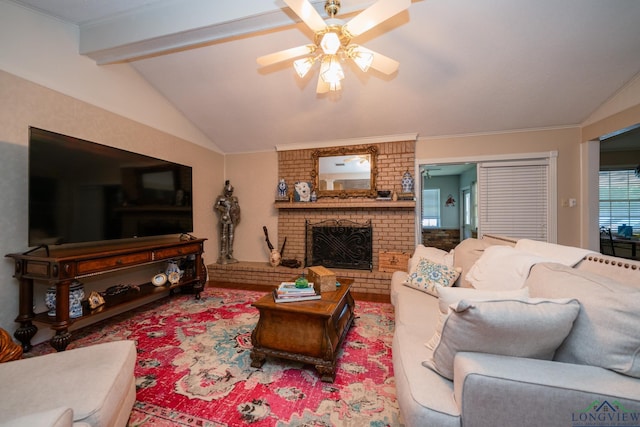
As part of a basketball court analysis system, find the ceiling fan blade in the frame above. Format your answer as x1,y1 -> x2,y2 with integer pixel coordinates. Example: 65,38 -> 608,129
284,0 -> 328,33
353,46 -> 399,74
257,45 -> 315,67
316,77 -> 331,94
344,0 -> 411,37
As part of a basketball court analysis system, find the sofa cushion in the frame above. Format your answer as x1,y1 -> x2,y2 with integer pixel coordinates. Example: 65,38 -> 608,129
425,286 -> 530,350
404,258 -> 461,296
465,245 -> 550,290
422,298 -> 580,379
527,262 -> 640,378
452,238 -> 495,287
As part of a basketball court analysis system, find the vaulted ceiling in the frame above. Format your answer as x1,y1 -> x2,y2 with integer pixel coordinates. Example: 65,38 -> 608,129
11,0 -> 640,154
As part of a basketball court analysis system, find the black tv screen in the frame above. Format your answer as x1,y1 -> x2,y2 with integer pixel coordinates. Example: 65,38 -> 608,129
28,127 -> 193,246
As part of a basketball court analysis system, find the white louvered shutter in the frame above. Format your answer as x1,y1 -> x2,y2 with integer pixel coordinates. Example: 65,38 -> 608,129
478,160 -> 550,241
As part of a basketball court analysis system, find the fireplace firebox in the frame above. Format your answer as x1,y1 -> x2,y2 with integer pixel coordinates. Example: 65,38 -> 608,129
305,219 -> 373,270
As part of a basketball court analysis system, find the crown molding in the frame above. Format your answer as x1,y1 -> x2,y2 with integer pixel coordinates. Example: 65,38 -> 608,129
275,133 -> 418,151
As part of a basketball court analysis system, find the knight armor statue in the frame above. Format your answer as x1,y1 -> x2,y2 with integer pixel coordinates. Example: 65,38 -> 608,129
214,180 -> 241,264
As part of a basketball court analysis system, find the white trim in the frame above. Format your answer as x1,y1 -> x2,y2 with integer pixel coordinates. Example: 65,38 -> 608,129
417,125 -> 578,142
548,155 -> 558,243
415,151 -> 558,166
580,140 -> 601,250
275,133 -> 418,152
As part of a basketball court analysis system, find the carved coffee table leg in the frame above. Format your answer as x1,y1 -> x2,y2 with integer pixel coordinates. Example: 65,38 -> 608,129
193,282 -> 204,300
250,349 -> 266,368
316,362 -> 336,383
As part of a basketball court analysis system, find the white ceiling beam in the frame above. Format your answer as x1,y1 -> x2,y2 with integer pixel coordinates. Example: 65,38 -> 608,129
79,0 -> 377,64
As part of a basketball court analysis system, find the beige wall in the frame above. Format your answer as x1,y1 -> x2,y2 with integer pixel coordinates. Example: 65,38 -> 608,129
416,127 -> 582,246
0,70 -> 224,338
0,2 -> 227,339
0,1 -> 218,152
223,151 -> 279,263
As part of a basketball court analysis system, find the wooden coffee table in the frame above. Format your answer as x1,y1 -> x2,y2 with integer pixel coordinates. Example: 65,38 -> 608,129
250,280 -> 355,382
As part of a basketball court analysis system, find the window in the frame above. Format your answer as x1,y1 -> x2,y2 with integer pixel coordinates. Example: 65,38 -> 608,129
599,169 -> 640,234
422,188 -> 440,227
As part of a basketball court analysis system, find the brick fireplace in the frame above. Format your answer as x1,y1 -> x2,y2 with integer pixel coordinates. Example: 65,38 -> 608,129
208,139 -> 417,295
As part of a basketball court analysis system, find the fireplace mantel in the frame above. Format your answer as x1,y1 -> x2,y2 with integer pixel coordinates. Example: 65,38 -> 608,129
274,200 -> 415,210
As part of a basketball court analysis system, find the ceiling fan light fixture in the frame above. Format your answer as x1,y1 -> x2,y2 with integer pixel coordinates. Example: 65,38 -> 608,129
348,46 -> 374,72
293,56 -> 315,78
258,0 -> 411,94
320,31 -> 342,55
320,55 -> 344,86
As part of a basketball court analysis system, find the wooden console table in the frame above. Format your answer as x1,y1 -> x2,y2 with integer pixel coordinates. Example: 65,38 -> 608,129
250,280 -> 355,382
6,236 -> 207,352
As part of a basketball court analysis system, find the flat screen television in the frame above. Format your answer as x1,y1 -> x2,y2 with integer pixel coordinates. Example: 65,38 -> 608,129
28,127 -> 193,246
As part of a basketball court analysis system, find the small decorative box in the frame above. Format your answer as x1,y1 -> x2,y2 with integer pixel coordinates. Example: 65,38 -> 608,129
308,265 -> 337,293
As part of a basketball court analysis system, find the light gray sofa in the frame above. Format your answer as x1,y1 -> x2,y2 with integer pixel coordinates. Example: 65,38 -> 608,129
0,340 -> 137,427
391,236 -> 640,427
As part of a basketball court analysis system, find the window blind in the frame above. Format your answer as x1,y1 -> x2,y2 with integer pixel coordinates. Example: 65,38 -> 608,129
599,169 -> 640,234
478,160 -> 549,241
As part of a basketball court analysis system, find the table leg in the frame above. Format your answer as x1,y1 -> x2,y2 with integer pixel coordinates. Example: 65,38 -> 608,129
50,280 -> 71,351
13,322 -> 37,353
250,349 -> 266,368
50,330 -> 72,352
316,362 -> 337,383
14,276 -> 37,352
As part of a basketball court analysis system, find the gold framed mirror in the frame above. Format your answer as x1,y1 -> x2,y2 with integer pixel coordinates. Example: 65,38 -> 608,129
311,146 -> 378,198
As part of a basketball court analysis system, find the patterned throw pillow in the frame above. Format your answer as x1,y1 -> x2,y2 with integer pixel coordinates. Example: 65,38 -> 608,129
403,257 -> 461,296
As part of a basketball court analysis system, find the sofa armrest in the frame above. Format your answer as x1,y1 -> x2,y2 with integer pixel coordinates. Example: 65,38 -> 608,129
453,352 -> 640,427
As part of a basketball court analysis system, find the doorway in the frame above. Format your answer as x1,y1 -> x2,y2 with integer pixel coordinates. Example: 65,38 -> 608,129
598,125 -> 640,260
418,163 -> 476,251
417,152 -> 558,249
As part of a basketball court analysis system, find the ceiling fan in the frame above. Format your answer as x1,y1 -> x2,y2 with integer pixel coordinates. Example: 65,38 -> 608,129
257,0 -> 411,93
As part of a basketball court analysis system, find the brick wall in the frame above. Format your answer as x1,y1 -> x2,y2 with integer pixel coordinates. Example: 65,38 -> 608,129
421,228 -> 461,252
277,206 -> 415,268
276,140 -> 416,294
277,140 -> 415,196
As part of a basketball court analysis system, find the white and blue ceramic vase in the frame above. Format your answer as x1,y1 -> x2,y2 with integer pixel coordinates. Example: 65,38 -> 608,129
277,178 -> 288,199
45,280 -> 85,318
401,171 -> 414,193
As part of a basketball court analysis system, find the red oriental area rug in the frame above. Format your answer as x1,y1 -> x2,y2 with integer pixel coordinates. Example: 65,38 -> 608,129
29,287 -> 403,426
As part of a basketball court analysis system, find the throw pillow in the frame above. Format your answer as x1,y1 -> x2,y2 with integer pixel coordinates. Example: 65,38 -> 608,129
465,245 -> 551,290
409,245 -> 454,272
403,258 -> 461,296
527,262 -> 640,378
422,298 -> 581,380
436,286 -> 530,315
425,286 -> 531,350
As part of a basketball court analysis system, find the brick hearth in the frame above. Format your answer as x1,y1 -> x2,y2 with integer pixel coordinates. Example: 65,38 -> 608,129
207,261 -> 394,295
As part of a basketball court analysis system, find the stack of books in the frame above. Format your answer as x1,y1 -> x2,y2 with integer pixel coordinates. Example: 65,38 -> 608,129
273,282 -> 321,303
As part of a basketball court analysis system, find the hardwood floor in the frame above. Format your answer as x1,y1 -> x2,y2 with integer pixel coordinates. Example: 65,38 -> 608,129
207,281 -> 391,304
